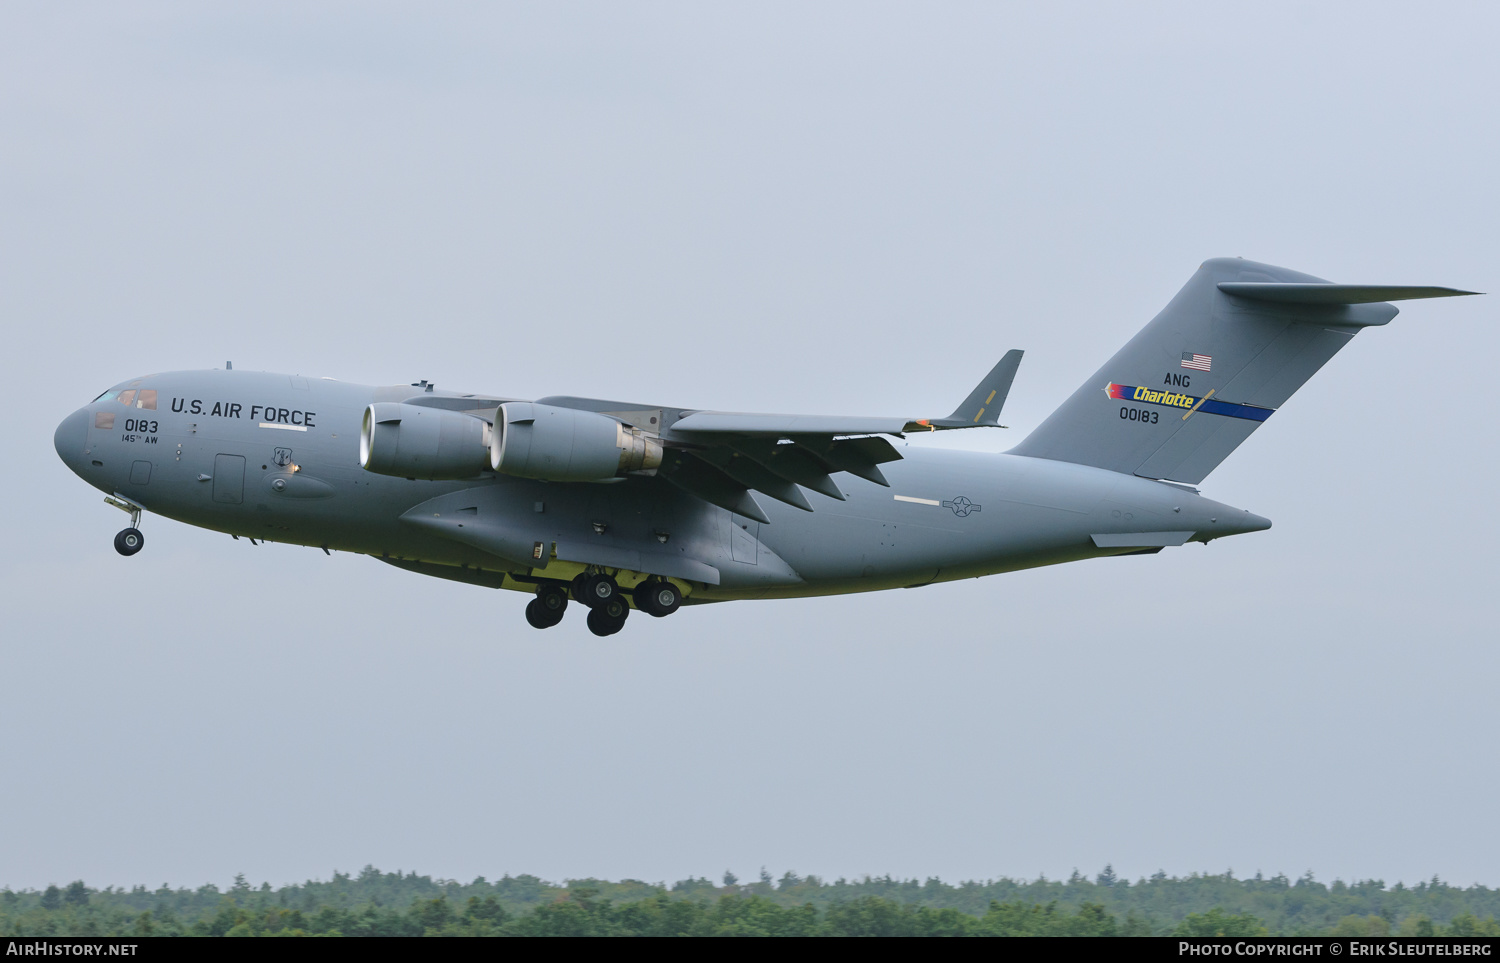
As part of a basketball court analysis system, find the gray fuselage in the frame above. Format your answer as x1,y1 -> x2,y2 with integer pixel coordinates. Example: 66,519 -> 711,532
53,368 -> 1270,604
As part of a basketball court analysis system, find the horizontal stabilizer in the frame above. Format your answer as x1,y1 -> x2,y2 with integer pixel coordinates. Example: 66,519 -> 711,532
1218,282 -> 1480,304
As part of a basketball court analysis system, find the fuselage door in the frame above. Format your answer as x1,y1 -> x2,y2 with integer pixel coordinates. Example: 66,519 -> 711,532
212,454 -> 245,504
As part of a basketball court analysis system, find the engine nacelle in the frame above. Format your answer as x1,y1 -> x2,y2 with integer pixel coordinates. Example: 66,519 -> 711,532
491,402 -> 663,482
360,403 -> 492,480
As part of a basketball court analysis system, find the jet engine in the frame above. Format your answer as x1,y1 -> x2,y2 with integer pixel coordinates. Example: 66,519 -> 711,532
360,403 -> 492,480
491,402 -> 662,482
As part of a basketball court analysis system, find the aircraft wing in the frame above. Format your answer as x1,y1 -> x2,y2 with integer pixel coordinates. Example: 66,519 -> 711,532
668,412 -> 911,435
536,350 -> 1022,524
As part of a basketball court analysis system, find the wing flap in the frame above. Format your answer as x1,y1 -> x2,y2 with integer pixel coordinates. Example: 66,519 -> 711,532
724,439 -> 846,501
658,452 -> 772,524
689,448 -> 815,512
790,435 -> 899,487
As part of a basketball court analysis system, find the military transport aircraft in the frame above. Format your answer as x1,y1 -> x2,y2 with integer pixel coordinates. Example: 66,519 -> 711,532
54,258 -> 1475,636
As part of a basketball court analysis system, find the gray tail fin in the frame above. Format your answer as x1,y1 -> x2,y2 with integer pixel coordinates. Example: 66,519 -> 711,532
1009,258 -> 1477,484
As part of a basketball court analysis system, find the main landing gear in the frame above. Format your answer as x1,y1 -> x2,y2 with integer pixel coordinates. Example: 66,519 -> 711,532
104,495 -> 146,557
524,583 -> 569,630
632,579 -> 681,618
585,597 -> 629,637
522,573 -> 683,636
574,572 -> 627,637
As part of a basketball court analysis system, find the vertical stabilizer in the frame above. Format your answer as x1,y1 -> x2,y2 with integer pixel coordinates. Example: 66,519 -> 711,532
1009,258 -> 1475,484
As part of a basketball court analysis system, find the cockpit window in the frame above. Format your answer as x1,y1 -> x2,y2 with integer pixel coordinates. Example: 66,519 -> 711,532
92,385 -> 156,408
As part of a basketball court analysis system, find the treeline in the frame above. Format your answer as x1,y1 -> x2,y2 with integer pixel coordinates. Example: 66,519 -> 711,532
4,867 -> 1499,937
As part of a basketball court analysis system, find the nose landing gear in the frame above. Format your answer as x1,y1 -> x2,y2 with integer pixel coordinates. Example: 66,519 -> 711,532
114,528 -> 145,556
104,495 -> 146,557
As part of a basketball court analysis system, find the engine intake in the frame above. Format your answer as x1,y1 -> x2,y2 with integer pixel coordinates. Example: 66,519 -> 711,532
360,403 -> 492,480
491,403 -> 662,482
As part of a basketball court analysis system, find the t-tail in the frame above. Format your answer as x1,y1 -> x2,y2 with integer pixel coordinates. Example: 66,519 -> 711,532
1008,257 -> 1477,484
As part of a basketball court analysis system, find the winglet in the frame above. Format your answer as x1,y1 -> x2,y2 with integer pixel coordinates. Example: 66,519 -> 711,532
908,349 -> 1024,431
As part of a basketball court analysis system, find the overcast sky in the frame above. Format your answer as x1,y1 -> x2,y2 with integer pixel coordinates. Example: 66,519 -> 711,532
3,1 -> 1496,893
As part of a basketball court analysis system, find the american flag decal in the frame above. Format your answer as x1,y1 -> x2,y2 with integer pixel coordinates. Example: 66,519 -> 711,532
1181,352 -> 1212,372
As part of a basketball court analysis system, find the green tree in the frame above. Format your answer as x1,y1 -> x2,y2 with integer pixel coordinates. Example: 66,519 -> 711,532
310,906 -> 351,935
412,896 -> 455,933
613,892 -> 704,936
1060,903 -> 1119,937
1446,913 -> 1500,937
1400,916 -> 1436,937
823,896 -> 915,937
910,906 -> 980,937
1330,915 -> 1390,937
204,900 -> 246,937
505,889 -> 618,937
1173,908 -> 1267,937
978,900 -> 1059,936
8,864 -> 1500,938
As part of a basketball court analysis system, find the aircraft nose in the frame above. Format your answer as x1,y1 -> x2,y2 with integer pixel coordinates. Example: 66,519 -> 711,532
54,407 -> 90,475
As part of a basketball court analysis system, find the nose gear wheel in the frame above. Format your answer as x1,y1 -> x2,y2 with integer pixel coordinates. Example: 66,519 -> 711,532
114,528 -> 144,556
